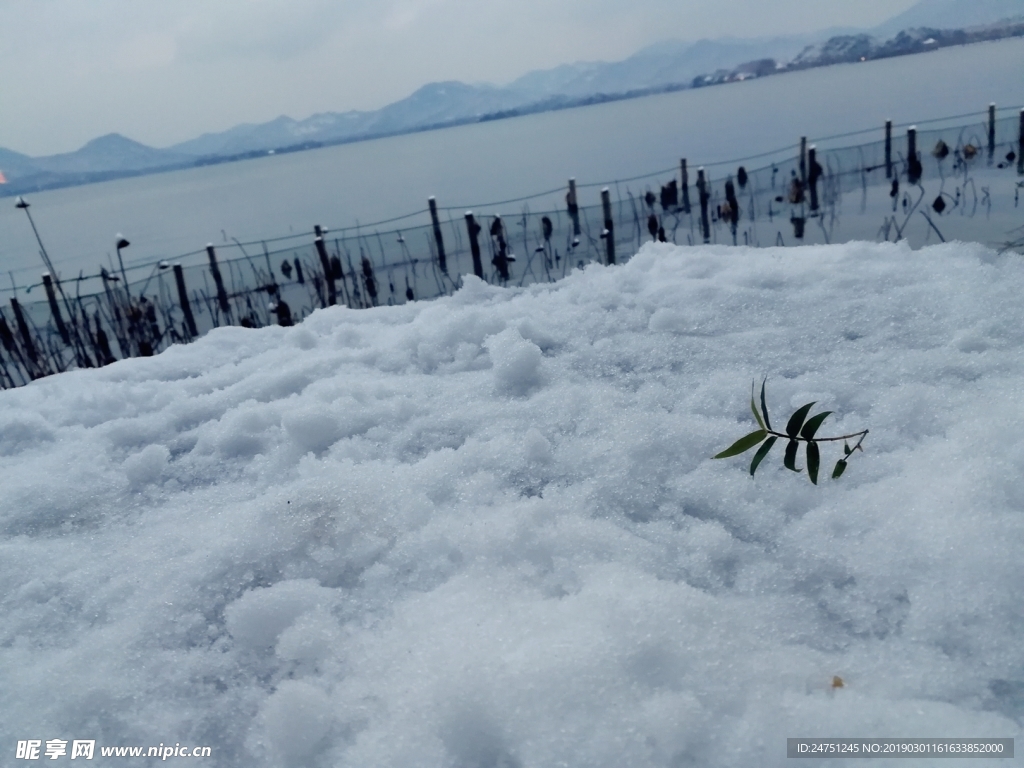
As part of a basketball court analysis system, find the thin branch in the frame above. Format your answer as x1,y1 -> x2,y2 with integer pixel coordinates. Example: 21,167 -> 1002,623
764,428 -> 869,444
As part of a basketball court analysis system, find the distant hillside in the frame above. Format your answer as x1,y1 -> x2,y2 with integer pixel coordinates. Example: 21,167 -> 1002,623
32,134 -> 193,175
0,135 -> 199,197
3,2 -> 1024,198
503,34 -> 828,101
170,114 -> 376,158
688,12 -> 1024,88
873,0 -> 1024,37
0,148 -> 38,179
783,19 -> 1024,71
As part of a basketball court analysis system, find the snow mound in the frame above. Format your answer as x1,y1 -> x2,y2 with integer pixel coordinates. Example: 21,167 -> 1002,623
2,241 -> 1023,767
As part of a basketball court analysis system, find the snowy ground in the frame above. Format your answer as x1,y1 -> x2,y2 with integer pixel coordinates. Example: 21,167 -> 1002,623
1,240 -> 1023,767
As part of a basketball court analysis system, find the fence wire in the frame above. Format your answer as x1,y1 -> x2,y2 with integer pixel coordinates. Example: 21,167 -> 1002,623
2,110 -> 1022,389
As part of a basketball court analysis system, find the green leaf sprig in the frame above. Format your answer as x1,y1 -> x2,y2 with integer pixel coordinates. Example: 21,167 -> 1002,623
713,379 -> 868,483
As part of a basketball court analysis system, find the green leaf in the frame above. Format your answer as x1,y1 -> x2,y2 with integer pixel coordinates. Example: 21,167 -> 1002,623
750,436 -> 778,476
786,402 -> 816,438
832,459 -> 848,479
760,379 -> 772,432
807,442 -> 820,484
750,382 -> 766,431
800,411 -> 833,441
844,441 -> 852,456
784,439 -> 801,472
713,430 -> 767,459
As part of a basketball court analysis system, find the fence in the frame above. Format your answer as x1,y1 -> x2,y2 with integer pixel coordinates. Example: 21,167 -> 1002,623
2,104 -> 1023,389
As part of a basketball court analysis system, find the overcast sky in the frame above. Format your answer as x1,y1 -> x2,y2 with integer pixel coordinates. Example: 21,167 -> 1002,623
1,0 -> 919,157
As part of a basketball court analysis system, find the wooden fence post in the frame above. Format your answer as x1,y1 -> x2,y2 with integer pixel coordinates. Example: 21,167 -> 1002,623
601,188 -> 615,265
173,264 -> 198,339
43,271 -> 90,367
1018,108 -> 1024,175
205,244 -> 231,317
490,215 -> 511,281
988,102 -> 996,164
42,273 -> 70,346
0,315 -> 22,378
314,236 -> 337,306
696,168 -> 711,244
10,298 -> 38,367
680,159 -> 691,213
885,119 -> 893,179
800,136 -> 808,188
907,126 -> 921,184
567,179 -> 581,236
807,145 -> 820,212
100,269 -> 130,358
465,212 -> 483,278
428,197 -> 448,273
90,312 -> 115,365
332,238 -> 352,308
724,177 -> 739,244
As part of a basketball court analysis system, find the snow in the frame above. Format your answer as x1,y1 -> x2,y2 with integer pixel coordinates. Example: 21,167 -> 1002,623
2,240 -> 1024,766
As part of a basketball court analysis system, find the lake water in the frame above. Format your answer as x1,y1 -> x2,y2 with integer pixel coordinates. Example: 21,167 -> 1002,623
2,36 -> 1023,289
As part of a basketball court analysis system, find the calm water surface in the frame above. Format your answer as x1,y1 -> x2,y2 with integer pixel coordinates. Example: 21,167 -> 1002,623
1,37 -> 1022,286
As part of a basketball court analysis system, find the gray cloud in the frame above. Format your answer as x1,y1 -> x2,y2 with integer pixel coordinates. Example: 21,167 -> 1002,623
173,0 -> 369,61
0,0 -> 918,155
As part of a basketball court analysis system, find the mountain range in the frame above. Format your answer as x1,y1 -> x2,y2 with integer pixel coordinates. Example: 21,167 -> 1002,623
2,0 -> 1023,196
872,0 -> 1024,36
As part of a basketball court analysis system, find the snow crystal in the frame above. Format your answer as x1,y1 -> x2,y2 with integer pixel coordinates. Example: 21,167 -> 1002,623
485,326 -> 544,396
123,444 -> 170,489
1,240 -> 1023,767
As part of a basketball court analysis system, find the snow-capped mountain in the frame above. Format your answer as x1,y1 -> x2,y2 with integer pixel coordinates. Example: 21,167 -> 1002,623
2,0 -> 1023,196
872,0 -> 1024,38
